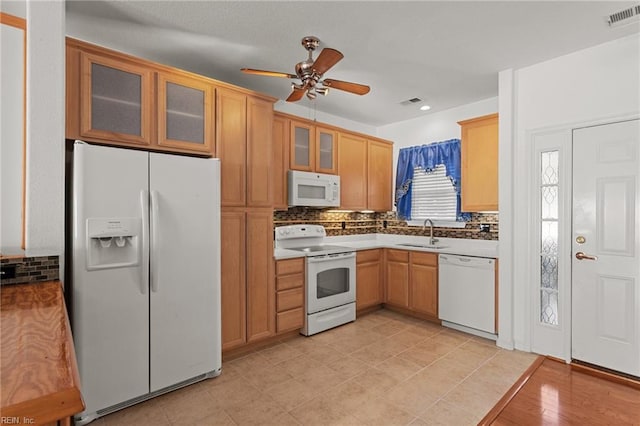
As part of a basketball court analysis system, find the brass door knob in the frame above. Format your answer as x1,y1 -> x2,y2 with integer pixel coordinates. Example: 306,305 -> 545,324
575,252 -> 597,261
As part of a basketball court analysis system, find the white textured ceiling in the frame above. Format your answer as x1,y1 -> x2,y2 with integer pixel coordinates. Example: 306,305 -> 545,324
65,1 -> 640,127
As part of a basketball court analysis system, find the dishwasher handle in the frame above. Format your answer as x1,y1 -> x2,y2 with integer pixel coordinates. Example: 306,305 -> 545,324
439,254 -> 495,269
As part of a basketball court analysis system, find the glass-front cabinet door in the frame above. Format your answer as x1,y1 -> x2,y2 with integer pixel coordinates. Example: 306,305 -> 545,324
315,126 -> 337,174
157,72 -> 215,155
290,120 -> 315,171
80,52 -> 153,145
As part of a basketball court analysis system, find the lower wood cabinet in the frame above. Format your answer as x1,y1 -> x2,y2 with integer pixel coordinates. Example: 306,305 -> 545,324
409,252 -> 438,318
385,249 -> 410,307
384,249 -> 439,320
356,249 -> 383,311
221,208 -> 274,352
275,258 -> 305,333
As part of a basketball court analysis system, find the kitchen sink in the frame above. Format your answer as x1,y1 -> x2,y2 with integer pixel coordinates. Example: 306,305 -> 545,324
397,243 -> 448,250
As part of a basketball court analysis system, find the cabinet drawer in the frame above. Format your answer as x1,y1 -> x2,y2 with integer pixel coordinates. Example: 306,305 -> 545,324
276,258 -> 304,275
276,273 -> 304,291
277,308 -> 304,333
411,251 -> 438,267
357,249 -> 381,264
386,249 -> 409,262
277,287 -> 303,312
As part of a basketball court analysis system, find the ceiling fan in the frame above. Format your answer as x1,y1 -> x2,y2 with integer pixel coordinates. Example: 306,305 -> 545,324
241,36 -> 370,102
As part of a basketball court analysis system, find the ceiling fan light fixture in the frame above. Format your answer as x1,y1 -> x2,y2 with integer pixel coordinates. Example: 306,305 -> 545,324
242,35 -> 369,103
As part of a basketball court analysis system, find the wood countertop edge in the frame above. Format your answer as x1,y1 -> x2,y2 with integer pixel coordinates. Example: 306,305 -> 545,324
0,280 -> 85,423
1,387 -> 84,425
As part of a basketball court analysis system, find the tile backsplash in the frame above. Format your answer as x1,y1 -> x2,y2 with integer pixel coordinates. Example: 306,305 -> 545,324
0,255 -> 60,285
274,208 -> 498,240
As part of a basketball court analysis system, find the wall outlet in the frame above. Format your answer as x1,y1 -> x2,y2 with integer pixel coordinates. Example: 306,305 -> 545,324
479,223 -> 490,233
1,264 -> 17,279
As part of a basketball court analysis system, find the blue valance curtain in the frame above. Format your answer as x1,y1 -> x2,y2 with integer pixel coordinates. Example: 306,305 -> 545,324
394,138 -> 470,221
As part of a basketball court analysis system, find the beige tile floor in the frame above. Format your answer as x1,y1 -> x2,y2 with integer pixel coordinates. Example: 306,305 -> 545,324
95,309 -> 537,426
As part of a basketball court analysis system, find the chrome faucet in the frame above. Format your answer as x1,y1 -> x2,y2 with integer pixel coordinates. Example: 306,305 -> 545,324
423,219 -> 438,246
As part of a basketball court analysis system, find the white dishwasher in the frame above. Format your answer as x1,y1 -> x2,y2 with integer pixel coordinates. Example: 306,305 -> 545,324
438,254 -> 496,337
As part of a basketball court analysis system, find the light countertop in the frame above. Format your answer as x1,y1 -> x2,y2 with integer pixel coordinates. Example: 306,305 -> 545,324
274,233 -> 498,260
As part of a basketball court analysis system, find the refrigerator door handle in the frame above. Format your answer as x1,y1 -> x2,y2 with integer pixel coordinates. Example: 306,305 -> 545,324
140,189 -> 150,295
150,190 -> 160,293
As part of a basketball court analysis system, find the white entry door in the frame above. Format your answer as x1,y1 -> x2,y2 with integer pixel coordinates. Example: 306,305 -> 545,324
572,119 -> 640,377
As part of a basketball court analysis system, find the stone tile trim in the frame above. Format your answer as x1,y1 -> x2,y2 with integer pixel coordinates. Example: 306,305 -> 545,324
0,255 -> 59,285
274,208 -> 498,240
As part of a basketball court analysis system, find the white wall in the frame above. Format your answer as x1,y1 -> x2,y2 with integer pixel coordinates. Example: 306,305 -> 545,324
378,97 -> 498,149
24,0 -> 65,255
1,21 -> 25,252
506,33 -> 640,353
0,0 -> 26,18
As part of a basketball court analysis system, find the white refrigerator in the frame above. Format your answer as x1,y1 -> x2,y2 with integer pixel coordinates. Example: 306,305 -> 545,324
71,141 -> 221,425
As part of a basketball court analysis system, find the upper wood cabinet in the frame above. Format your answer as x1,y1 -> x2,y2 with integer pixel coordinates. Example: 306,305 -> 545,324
459,113 -> 499,211
273,112 -> 393,212
77,51 -> 154,146
66,38 -> 276,158
338,133 -> 393,211
338,132 -> 368,210
216,88 -> 274,208
246,97 -> 274,207
157,71 -> 215,154
272,114 -> 290,210
290,120 -> 337,174
315,126 -> 337,174
216,88 -> 247,206
367,139 -> 393,212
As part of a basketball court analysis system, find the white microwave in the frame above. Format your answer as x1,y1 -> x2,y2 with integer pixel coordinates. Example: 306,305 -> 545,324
288,170 -> 340,207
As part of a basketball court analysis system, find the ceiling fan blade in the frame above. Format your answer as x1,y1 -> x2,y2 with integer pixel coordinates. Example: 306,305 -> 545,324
312,48 -> 344,75
241,68 -> 297,79
322,79 -> 370,95
286,86 -> 306,102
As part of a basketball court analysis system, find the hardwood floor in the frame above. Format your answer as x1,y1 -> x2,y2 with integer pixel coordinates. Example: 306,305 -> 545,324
481,357 -> 640,425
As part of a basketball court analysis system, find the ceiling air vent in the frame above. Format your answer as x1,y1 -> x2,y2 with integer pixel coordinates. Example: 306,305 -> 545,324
400,97 -> 422,106
607,4 -> 640,27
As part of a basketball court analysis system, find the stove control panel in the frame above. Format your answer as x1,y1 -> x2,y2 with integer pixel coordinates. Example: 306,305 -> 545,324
275,224 -> 326,240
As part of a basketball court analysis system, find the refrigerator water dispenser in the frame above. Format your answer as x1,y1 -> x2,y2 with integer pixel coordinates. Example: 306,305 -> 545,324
86,217 -> 141,270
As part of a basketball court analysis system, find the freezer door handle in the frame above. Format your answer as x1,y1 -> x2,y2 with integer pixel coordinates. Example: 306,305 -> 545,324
150,190 -> 160,293
140,190 -> 149,294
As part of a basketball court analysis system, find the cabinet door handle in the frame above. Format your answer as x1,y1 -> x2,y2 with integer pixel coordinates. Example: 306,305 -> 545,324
575,252 -> 597,261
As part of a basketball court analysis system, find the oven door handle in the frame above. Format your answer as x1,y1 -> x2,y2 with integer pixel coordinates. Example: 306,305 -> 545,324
307,252 -> 356,263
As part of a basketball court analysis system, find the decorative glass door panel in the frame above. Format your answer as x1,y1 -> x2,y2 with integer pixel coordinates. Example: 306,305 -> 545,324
315,127 -> 337,174
539,150 -> 559,326
80,53 -> 152,145
290,120 -> 314,171
157,72 -> 214,155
